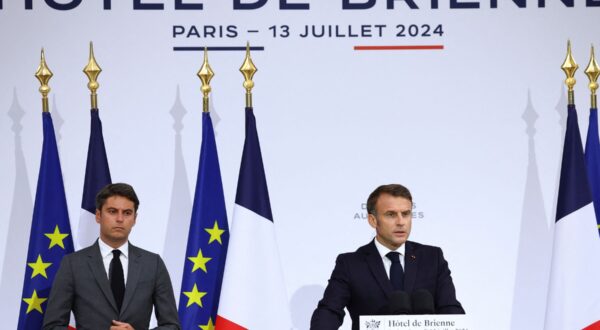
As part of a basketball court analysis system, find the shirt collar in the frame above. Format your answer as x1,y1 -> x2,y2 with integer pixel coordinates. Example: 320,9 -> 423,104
373,237 -> 405,259
98,238 -> 129,259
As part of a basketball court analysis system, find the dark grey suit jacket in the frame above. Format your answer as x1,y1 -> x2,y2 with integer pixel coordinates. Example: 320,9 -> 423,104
311,240 -> 464,330
43,241 -> 180,330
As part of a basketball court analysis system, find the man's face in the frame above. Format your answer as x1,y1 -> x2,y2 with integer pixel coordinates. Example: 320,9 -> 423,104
368,193 -> 412,250
96,196 -> 136,248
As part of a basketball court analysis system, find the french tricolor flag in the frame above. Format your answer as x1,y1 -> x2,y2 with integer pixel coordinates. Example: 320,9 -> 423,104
216,107 -> 291,330
545,104 -> 600,330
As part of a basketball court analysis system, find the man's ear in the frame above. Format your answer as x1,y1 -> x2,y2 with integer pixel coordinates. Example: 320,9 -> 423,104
367,213 -> 377,229
95,209 -> 101,224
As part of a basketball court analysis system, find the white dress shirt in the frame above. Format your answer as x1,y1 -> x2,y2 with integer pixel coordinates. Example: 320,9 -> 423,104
373,237 -> 405,279
98,238 -> 129,285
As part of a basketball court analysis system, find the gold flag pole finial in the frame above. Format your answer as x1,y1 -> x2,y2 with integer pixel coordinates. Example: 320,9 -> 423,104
83,41 -> 102,109
198,47 -> 214,113
585,44 -> 600,109
240,42 -> 257,108
562,40 -> 579,106
35,48 -> 53,113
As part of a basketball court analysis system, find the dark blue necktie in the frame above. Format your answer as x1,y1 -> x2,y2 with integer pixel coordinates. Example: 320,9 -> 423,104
386,251 -> 404,290
110,249 -> 125,311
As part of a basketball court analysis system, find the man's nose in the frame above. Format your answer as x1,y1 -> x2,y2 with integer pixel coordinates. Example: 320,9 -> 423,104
116,212 -> 124,221
396,216 -> 405,225
396,215 -> 408,225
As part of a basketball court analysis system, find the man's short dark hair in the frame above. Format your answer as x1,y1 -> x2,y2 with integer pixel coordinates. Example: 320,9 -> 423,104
366,184 -> 412,215
96,183 -> 140,212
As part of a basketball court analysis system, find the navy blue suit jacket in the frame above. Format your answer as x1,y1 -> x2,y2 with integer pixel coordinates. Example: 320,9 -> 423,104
310,240 -> 464,330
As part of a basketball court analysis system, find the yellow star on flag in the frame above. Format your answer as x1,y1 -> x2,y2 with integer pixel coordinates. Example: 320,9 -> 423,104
188,249 -> 212,273
28,254 -> 52,279
205,220 -> 225,244
183,284 -> 207,308
44,225 -> 69,249
23,290 -> 47,314
199,317 -> 215,330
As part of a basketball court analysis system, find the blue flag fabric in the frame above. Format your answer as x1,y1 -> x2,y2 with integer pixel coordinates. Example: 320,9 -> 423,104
81,109 -> 111,213
235,107 -> 273,222
556,105 -> 593,221
17,112 -> 74,330
178,112 -> 229,329
77,109 -> 112,249
585,107 -> 600,235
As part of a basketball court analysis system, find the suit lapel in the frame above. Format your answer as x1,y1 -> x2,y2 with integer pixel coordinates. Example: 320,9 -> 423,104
87,241 -> 119,313
403,241 -> 418,292
364,240 -> 394,298
120,244 -> 142,315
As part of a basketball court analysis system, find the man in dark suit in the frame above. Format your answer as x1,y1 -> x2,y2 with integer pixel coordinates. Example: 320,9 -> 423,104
43,183 -> 180,330
311,184 -> 464,330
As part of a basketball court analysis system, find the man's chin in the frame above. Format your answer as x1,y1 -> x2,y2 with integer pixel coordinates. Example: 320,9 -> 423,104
392,238 -> 407,246
107,234 -> 127,241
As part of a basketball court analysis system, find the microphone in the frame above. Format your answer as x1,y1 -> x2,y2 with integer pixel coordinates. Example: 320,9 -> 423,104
411,289 -> 435,314
383,291 -> 412,315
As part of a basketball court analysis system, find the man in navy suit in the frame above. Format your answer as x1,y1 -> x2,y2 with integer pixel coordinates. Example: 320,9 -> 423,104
311,184 -> 464,330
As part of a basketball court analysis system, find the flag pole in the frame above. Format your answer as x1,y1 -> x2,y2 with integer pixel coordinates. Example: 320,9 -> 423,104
198,47 -> 214,113
83,41 -> 102,109
240,42 -> 257,108
562,40 -> 579,106
585,45 -> 599,109
35,49 -> 53,113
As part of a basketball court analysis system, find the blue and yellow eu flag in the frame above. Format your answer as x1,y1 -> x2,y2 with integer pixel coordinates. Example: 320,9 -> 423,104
178,111 -> 229,329
17,112 -> 74,329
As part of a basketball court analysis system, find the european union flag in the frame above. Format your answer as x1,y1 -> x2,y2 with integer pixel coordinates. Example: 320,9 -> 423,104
17,112 -> 74,330
178,112 -> 229,330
